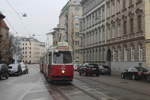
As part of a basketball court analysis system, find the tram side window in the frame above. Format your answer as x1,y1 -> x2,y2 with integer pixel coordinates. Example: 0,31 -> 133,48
49,53 -> 52,65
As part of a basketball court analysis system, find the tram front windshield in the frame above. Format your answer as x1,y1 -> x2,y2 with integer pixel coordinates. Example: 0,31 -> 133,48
53,51 -> 72,64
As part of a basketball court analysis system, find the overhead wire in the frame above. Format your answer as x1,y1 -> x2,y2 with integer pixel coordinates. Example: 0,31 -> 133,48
4,0 -> 32,35
5,0 -> 22,20
5,18 -> 18,34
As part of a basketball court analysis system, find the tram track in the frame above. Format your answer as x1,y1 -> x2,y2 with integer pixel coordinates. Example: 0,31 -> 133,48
48,84 -> 70,100
48,83 -> 101,100
71,84 -> 100,100
74,76 -> 150,100
46,81 -> 110,100
72,80 -> 117,100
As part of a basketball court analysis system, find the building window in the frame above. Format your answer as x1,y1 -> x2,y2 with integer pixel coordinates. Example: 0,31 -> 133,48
106,2 -> 110,17
130,46 -> 135,61
118,48 -> 121,61
123,0 -> 126,9
129,0 -> 133,6
123,20 -> 127,34
130,18 -> 134,33
137,15 -> 142,32
124,47 -> 128,61
112,49 -> 116,62
117,0 -> 120,12
75,32 -> 79,37
138,44 -> 143,61
112,23 -> 115,38
117,21 -> 121,37
136,0 -> 142,4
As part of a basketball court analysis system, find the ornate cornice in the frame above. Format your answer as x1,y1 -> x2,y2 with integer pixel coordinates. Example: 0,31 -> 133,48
145,39 -> 150,43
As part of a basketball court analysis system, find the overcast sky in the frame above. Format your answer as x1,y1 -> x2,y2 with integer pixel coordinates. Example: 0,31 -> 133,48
0,0 -> 69,42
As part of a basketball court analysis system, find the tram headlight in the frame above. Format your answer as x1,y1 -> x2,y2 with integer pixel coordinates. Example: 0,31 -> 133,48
62,70 -> 65,74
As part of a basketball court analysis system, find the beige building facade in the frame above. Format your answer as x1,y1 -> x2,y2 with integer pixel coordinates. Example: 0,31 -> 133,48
80,0 -> 150,72
20,38 -> 46,64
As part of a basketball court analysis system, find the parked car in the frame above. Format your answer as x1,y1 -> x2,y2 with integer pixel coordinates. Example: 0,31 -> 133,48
99,65 -> 111,75
121,66 -> 150,80
78,64 -> 100,76
8,63 -> 22,76
76,64 -> 83,72
73,64 -> 79,71
20,62 -> 28,74
0,64 -> 9,79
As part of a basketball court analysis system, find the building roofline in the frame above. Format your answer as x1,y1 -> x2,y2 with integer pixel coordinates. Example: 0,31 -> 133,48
59,1 -> 70,17
59,0 -> 81,17
0,12 -> 5,19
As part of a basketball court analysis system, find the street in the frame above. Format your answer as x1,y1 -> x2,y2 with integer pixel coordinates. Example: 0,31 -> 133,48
1,64 -> 150,100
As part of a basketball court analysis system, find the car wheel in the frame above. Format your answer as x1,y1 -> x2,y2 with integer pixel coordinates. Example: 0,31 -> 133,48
121,73 -> 125,79
108,72 -> 111,76
85,72 -> 88,76
96,74 -> 100,77
79,72 -> 81,76
26,71 -> 28,74
5,73 -> 9,79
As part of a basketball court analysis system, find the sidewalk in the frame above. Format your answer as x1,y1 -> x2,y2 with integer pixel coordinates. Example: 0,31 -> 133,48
111,71 -> 121,77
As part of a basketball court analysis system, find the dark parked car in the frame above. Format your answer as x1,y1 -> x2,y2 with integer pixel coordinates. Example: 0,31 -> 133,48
0,64 -> 9,79
78,64 -> 100,76
76,64 -> 83,72
121,66 -> 150,80
99,65 -> 111,75
73,64 -> 80,71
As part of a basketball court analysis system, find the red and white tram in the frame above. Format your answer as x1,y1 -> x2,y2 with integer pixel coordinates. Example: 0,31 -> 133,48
40,42 -> 74,82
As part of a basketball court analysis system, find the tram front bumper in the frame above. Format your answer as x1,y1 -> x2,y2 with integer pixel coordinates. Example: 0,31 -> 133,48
50,75 -> 73,81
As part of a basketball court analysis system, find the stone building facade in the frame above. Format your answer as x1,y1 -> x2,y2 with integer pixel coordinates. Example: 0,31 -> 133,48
0,12 -> 12,64
80,0 -> 150,72
54,0 -> 82,63
20,38 -> 46,64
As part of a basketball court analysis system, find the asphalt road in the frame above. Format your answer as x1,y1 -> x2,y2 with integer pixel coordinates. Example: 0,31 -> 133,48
0,64 -> 150,100
0,64 -> 53,100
